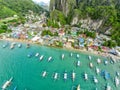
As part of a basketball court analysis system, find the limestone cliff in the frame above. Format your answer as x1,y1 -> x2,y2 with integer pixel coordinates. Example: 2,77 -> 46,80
50,0 -> 76,16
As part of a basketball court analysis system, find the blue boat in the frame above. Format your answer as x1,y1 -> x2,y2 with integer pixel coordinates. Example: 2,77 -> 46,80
14,86 -> 17,90
27,52 -> 33,58
101,70 -> 110,80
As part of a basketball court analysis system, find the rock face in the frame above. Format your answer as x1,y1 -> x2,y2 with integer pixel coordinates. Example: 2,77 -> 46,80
50,0 -> 76,16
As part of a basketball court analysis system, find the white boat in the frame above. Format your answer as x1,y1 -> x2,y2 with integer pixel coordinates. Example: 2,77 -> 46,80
77,84 -> 80,90
70,53 -> 73,57
54,73 -> 58,80
63,71 -> 67,80
2,77 -> 13,90
42,71 -> 47,77
10,44 -> 14,49
93,76 -> 98,84
72,70 -> 76,82
89,62 -> 93,68
96,67 -> 100,74
115,76 -> 119,87
18,44 -> 22,48
84,72 -> 88,80
104,60 -> 108,65
77,54 -> 79,58
97,58 -> 101,64
35,53 -> 39,57
48,56 -> 52,62
40,55 -> 44,61
62,54 -> 64,60
106,83 -> 111,90
88,55 -> 91,60
77,61 -> 81,67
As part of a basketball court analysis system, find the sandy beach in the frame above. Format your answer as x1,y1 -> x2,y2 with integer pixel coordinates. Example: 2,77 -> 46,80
0,38 -> 120,60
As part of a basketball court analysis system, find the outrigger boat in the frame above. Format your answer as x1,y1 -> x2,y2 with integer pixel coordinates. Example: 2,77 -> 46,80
63,71 -> 67,80
54,72 -> 58,80
104,60 -> 108,65
114,76 -> 119,87
76,54 -> 79,58
72,70 -> 76,82
89,62 -> 93,68
40,55 -> 44,61
35,53 -> 39,57
2,42 -> 8,48
105,83 -> 111,90
13,86 -> 17,90
2,77 -> 13,90
18,44 -> 22,48
84,72 -> 88,80
93,76 -> 98,84
97,58 -> 101,64
116,72 -> 120,77
77,60 -> 81,67
77,84 -> 80,90
26,43 -> 30,48
42,71 -> 47,78
96,67 -> 100,75
10,44 -> 14,49
88,55 -> 91,60
62,54 -> 64,60
70,53 -> 73,57
48,56 -> 52,62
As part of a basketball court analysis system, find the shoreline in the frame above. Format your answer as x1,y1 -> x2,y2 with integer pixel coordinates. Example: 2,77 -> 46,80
0,38 -> 120,60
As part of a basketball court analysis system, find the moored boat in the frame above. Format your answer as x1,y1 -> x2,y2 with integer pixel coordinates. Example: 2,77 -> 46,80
2,77 -> 13,90
88,55 -> 91,60
72,70 -> 76,82
26,43 -> 30,48
89,62 -> 93,68
84,72 -> 88,80
54,72 -> 58,80
63,71 -> 67,80
70,53 -> 73,57
76,54 -> 79,58
42,71 -> 47,78
13,86 -> 17,90
93,76 -> 98,84
35,53 -> 39,57
77,84 -> 80,90
62,54 -> 64,60
48,56 -> 52,62
104,60 -> 108,65
40,55 -> 44,61
105,83 -> 111,90
115,76 -> 119,87
18,44 -> 22,48
77,60 -> 81,67
96,67 -> 100,75
97,58 -> 101,64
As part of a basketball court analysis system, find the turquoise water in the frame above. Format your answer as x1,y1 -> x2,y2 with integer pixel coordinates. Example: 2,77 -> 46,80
0,40 -> 120,90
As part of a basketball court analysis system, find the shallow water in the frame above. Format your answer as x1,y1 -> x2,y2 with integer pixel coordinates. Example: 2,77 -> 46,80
0,40 -> 120,90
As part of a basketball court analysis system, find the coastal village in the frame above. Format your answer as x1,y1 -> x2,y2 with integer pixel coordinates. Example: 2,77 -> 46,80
0,12 -> 119,60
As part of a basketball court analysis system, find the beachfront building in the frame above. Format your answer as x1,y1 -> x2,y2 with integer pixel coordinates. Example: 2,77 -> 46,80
79,37 -> 85,48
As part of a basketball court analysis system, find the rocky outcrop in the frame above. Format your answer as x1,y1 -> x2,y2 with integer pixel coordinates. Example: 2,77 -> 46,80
50,0 -> 76,16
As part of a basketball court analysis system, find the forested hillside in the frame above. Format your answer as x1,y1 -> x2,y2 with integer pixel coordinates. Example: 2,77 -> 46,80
0,0 -> 45,18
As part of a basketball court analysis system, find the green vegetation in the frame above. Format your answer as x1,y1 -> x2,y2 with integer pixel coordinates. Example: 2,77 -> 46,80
41,30 -> 53,36
77,30 -> 96,39
0,24 -> 12,34
103,40 -> 117,48
47,10 -> 66,27
0,0 -> 45,18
